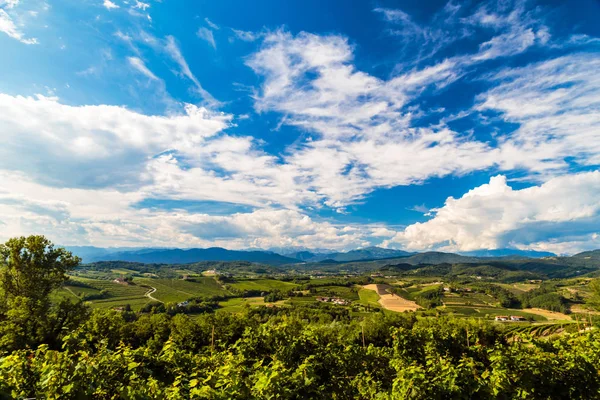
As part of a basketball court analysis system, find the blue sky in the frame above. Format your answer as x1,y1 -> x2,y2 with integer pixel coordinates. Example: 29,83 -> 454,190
1,0 -> 600,254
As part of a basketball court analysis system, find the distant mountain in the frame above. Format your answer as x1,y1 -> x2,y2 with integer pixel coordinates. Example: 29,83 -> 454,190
460,249 -> 556,258
89,247 -> 300,266
305,246 -> 413,262
400,252 -> 480,265
64,246 -> 163,263
286,251 -> 320,261
327,247 -> 413,262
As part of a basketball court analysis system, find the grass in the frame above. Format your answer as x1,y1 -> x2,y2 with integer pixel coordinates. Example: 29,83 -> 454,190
91,297 -> 152,310
136,277 -> 229,303
54,276 -> 230,310
110,268 -> 139,275
312,285 -> 359,300
287,296 -> 317,304
228,279 -> 298,292
357,288 -> 381,307
218,296 -> 287,313
442,293 -> 490,307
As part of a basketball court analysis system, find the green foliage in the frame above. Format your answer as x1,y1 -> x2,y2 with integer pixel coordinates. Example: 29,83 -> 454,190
588,279 -> 600,311
0,236 -> 85,352
520,283 -> 570,313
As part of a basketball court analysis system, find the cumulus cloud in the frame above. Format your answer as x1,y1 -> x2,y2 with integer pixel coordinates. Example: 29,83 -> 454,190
0,171 -> 377,249
102,0 -> 119,10
387,172 -> 600,253
133,1 -> 149,11
0,93 -> 231,188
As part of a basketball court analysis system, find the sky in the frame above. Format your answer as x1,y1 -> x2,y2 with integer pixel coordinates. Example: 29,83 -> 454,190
1,0 -> 599,254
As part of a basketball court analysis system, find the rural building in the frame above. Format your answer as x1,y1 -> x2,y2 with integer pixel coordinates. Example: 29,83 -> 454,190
316,296 -> 350,306
113,277 -> 128,285
495,316 -> 509,321
510,316 -> 527,321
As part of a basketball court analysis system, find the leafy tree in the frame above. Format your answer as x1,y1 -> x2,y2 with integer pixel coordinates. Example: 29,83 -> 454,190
0,235 -> 83,351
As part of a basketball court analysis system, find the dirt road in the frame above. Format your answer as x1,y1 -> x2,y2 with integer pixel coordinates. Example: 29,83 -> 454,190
144,286 -> 163,303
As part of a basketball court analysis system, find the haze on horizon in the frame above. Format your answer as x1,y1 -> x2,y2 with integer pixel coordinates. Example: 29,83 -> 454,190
1,0 -> 599,255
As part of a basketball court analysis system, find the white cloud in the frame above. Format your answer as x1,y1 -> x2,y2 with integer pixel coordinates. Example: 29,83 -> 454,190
0,170 -> 377,249
103,0 -> 119,10
478,53 -> 600,175
1,0 -> 19,9
133,0 -> 149,10
127,56 -> 158,80
204,17 -> 219,30
247,31 -> 494,207
0,9 -> 37,44
163,35 -> 217,104
375,0 -> 551,65
197,27 -> 216,49
0,93 -> 231,188
387,172 -> 600,253
231,28 -> 261,42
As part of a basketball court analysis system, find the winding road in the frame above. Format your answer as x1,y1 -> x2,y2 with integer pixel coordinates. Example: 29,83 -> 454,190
144,286 -> 163,303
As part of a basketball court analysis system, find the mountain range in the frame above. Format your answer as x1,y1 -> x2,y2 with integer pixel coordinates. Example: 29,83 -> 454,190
65,245 -> 569,266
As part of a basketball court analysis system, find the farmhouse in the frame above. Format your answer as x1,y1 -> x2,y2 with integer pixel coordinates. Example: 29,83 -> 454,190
510,315 -> 527,321
316,296 -> 350,306
113,277 -> 128,285
495,316 -> 509,321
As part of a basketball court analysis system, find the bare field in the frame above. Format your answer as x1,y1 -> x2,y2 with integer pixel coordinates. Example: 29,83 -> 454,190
522,308 -> 572,321
363,284 -> 421,312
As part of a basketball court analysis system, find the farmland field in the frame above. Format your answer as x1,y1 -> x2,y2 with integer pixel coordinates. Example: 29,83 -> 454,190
312,285 -> 360,300
218,296 -> 287,312
228,279 -> 298,292
357,288 -> 381,307
135,277 -> 229,303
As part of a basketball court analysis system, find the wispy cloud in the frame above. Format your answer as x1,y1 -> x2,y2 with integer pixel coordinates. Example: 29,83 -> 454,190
163,35 -> 217,104
477,52 -> 600,175
197,27 -> 216,49
230,28 -> 261,42
204,17 -> 219,30
0,9 -> 37,44
127,56 -> 158,80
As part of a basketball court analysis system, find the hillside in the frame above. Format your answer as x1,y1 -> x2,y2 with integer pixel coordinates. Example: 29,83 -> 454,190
572,249 -> 600,261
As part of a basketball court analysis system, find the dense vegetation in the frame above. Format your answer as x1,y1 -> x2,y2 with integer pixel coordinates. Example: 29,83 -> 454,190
2,236 -> 600,399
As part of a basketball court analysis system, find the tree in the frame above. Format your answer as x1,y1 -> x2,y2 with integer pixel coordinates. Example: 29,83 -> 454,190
0,236 -> 80,301
0,235 -> 82,351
